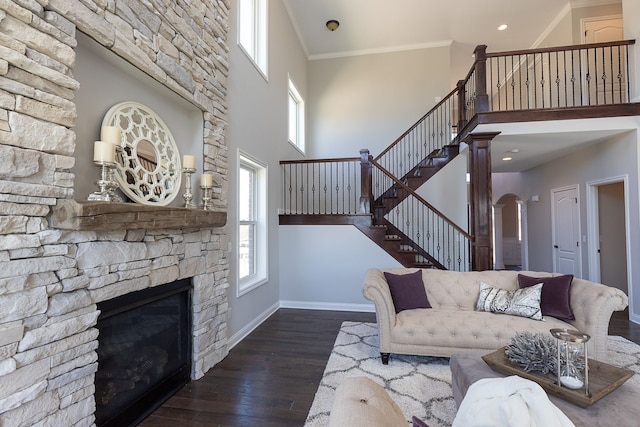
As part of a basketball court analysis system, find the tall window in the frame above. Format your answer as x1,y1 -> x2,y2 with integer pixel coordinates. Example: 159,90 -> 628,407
288,77 -> 305,153
238,152 -> 267,295
238,0 -> 268,76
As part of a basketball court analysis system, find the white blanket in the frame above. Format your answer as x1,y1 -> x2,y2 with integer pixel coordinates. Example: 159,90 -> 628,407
452,376 -> 575,427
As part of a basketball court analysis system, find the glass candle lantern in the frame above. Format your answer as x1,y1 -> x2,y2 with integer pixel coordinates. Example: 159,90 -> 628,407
550,328 -> 590,395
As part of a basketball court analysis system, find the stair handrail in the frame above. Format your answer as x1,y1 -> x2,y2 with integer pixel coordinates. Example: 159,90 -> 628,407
369,156 -> 473,241
374,86 -> 459,161
486,39 -> 635,58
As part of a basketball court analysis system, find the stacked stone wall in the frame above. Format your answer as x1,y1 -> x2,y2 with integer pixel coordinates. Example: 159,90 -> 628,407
0,0 -> 230,425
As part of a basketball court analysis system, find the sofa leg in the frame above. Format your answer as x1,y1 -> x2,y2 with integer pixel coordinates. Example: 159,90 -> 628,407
381,353 -> 390,365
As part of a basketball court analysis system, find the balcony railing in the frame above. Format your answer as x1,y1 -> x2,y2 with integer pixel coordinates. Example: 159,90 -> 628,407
280,157 -> 362,215
485,40 -> 635,111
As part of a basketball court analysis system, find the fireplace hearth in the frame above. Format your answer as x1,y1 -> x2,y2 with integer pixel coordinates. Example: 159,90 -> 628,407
95,279 -> 192,427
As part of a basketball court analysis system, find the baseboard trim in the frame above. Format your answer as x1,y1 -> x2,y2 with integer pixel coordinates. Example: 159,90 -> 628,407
630,311 -> 640,326
279,300 -> 375,312
227,301 -> 280,350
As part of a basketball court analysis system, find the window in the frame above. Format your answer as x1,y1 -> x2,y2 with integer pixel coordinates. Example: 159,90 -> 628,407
288,77 -> 305,153
238,0 -> 268,76
238,152 -> 267,295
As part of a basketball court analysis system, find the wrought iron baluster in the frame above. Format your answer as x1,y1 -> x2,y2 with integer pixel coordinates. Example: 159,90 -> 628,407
625,45 -> 631,102
555,51 -> 560,108
586,48 -> 592,105
563,50 -> 568,107
510,54 -> 516,111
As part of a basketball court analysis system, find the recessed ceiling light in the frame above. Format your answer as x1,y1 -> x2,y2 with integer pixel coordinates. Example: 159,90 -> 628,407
498,24 -> 508,31
502,157 -> 512,161
509,148 -> 519,153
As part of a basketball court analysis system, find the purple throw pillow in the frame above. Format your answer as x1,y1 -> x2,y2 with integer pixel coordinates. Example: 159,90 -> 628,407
384,270 -> 431,313
412,416 -> 429,427
518,274 -> 575,320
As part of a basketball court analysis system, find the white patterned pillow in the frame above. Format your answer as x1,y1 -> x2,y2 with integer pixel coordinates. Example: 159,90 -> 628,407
476,282 -> 543,320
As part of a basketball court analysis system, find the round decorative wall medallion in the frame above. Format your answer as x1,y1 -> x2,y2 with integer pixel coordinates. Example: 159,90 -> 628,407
102,102 -> 182,206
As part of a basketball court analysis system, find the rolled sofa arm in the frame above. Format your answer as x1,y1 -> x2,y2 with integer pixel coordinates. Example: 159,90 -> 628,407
568,278 -> 628,361
362,268 -> 398,354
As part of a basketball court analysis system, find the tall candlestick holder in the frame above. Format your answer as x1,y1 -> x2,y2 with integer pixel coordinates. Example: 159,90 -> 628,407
88,160 -> 122,202
201,185 -> 212,210
182,167 -> 196,208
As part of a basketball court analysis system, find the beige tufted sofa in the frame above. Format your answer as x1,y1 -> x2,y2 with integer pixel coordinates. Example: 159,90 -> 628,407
362,268 -> 628,363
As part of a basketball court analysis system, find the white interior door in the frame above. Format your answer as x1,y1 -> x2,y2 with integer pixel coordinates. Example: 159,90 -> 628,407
582,16 -> 626,103
552,186 -> 581,277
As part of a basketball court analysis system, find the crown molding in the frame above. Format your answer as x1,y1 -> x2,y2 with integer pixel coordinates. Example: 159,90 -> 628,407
309,40 -> 453,61
282,0 -> 310,59
570,0 -> 622,8
531,3 -> 573,48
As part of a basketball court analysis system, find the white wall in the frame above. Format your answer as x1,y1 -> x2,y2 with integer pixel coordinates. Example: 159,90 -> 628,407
416,151 -> 469,231
307,46 -> 452,159
520,127 -> 640,323
226,0 -> 309,343
279,225 -> 401,309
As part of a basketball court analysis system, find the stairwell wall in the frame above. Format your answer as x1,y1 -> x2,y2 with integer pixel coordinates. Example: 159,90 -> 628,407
277,45 -> 454,309
306,45 -> 452,159
278,225 -> 401,310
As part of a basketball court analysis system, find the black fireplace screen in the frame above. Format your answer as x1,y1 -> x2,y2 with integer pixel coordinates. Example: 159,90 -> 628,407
95,279 -> 192,427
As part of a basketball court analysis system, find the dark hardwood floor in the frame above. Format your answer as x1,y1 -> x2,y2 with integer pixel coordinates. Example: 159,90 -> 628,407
139,308 -> 639,427
138,309 -> 376,427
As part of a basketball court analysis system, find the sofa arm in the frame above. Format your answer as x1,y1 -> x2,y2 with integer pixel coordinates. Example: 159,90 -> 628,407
568,278 -> 628,361
362,268 -> 397,353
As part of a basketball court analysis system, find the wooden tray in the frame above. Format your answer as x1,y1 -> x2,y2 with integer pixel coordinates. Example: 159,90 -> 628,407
482,347 -> 635,408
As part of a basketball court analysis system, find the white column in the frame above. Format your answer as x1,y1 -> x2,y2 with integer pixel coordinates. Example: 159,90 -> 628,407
518,200 -> 529,271
493,204 -> 505,270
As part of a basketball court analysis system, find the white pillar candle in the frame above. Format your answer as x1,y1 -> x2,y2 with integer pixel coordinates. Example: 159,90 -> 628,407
100,126 -> 121,145
200,173 -> 213,188
94,141 -> 115,163
182,155 -> 196,169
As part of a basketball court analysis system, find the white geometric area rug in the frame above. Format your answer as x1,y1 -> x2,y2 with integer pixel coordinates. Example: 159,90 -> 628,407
304,321 -> 640,427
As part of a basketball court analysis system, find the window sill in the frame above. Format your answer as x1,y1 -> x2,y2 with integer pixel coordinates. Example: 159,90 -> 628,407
238,276 -> 267,297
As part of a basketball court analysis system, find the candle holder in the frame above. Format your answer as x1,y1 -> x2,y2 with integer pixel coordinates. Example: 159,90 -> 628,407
200,185 -> 212,210
88,160 -> 122,202
182,167 -> 196,208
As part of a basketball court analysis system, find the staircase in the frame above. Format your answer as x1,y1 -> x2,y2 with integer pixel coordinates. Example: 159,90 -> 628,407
372,144 -> 460,223
280,40 -> 639,272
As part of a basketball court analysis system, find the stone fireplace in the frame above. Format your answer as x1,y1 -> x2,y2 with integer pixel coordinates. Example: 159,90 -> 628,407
95,278 -> 192,426
0,1 -> 230,426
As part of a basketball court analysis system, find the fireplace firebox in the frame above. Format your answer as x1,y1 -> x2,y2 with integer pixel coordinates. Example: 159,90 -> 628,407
95,279 -> 192,427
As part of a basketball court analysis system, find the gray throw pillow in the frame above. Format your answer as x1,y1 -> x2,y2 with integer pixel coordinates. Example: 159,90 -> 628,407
476,281 -> 543,320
